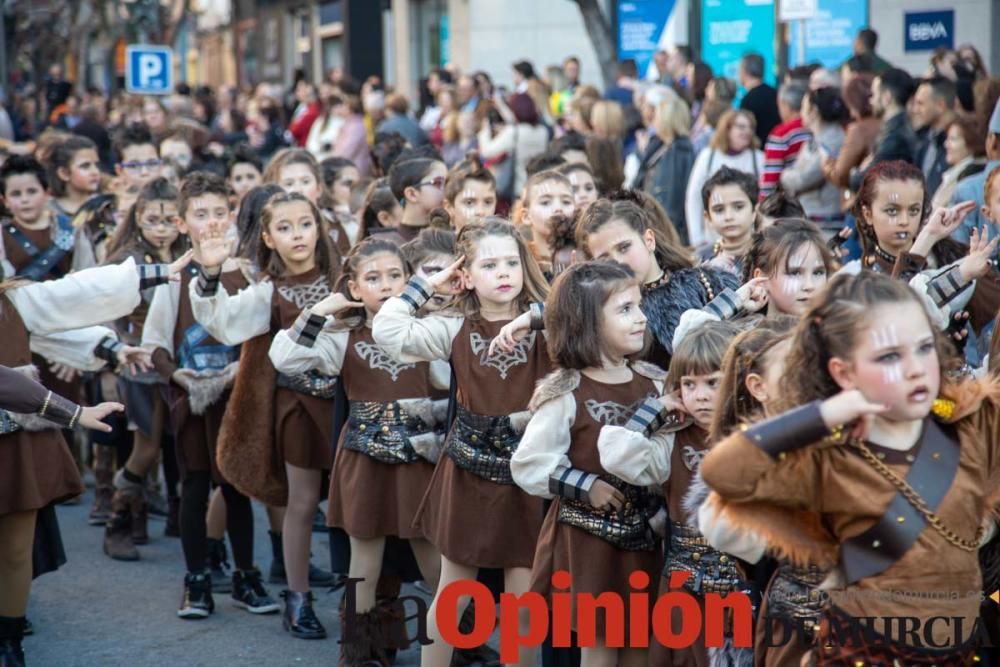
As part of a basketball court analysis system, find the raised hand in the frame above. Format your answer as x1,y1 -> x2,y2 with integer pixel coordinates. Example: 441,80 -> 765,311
427,255 -> 467,294
310,292 -> 364,318
656,391 -> 687,414
958,227 -> 999,282
79,402 -> 125,433
167,249 -> 195,281
195,221 -> 233,270
488,311 -> 531,357
820,389 -> 890,441
923,200 -> 977,242
116,345 -> 153,375
736,276 -> 770,313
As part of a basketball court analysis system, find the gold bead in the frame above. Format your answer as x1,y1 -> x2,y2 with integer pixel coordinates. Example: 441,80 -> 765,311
932,452 -> 941,460
692,552 -> 701,561
358,424 -> 366,431
897,516 -> 905,523
719,555 -> 729,564
872,540 -> 881,548
381,425 -> 390,433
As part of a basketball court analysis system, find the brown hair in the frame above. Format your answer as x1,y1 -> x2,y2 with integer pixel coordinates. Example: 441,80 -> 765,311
710,109 -> 758,152
544,260 -> 638,369
522,170 -> 573,208
401,227 -> 456,272
358,178 -> 399,240
585,136 -> 625,194
262,148 -> 334,209
333,237 -> 408,326
105,177 -> 187,261
444,151 -> 496,204
666,320 -> 740,392
608,188 -> 686,250
946,116 -> 987,160
850,160 -> 928,259
843,74 -> 874,119
452,218 -> 548,319
257,191 -> 341,284
709,317 -> 797,443
576,199 -> 695,273
778,271 -> 951,412
589,101 -> 627,141
742,218 -> 836,284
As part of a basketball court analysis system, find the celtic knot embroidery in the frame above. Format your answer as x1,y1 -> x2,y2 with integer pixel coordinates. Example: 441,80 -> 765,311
585,394 -> 657,427
469,331 -> 536,379
54,227 -> 75,251
354,341 -> 416,382
277,276 -> 330,309
681,445 -> 707,471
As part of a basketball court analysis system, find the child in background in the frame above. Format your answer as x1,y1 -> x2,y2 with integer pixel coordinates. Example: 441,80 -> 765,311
440,151 -> 497,232
115,123 -> 163,192
357,179 -> 403,242
263,147 -> 351,257
320,156 -> 361,245
387,155 -> 448,243
47,135 -> 101,223
226,144 -> 264,204
519,170 -> 575,280
558,161 -> 599,215
698,166 -> 759,275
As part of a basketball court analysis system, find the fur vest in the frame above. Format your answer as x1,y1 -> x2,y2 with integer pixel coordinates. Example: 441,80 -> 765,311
642,266 -> 739,356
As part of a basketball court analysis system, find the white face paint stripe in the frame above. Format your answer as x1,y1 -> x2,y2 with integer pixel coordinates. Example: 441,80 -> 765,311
462,207 -> 476,221
782,276 -> 801,294
889,192 -> 900,203
711,193 -> 724,206
568,173 -> 579,185
461,189 -> 475,201
882,362 -> 903,385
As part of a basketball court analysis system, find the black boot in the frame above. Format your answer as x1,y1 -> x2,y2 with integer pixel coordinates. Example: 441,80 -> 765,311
281,590 -> 327,639
177,571 -> 215,619
339,607 -> 394,666
450,600 -> 501,667
206,537 -> 232,594
0,616 -> 25,667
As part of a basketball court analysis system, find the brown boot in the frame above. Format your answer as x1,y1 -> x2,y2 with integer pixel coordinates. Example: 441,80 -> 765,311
130,494 -> 148,545
88,445 -> 115,526
339,607 -> 393,667
103,491 -> 139,561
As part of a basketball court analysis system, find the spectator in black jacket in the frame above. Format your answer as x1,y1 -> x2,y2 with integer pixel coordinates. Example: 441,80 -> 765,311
912,76 -> 958,196
849,67 -> 917,190
739,53 -> 780,145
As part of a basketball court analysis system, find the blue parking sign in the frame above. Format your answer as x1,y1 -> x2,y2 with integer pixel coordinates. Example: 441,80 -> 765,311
126,46 -> 173,95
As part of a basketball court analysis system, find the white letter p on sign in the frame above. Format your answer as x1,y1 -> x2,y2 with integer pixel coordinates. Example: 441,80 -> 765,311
138,54 -> 163,87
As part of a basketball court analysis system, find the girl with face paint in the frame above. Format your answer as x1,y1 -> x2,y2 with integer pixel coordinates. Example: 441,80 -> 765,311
271,238 -> 450,663
372,219 -> 551,667
441,152 -> 497,232
848,160 -> 1000,365
699,271 -> 1000,666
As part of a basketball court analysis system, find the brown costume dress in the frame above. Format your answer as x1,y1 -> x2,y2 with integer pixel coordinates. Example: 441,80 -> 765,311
328,326 -> 437,539
529,372 -> 663,635
152,266 -> 248,482
414,317 -> 550,569
0,296 -> 83,513
271,268 -> 336,470
700,379 -> 1000,665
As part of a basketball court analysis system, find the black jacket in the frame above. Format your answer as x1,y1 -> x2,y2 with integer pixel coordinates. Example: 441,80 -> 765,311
915,126 -> 949,196
849,111 -> 917,190
644,137 -> 695,245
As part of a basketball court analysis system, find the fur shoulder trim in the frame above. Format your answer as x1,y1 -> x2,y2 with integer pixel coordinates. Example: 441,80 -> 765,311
701,492 -> 838,568
631,360 -> 667,381
529,368 -> 581,413
943,374 -> 1000,422
682,469 -> 712,530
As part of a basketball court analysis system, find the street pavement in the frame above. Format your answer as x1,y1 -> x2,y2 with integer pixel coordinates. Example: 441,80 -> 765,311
24,483 -> 430,667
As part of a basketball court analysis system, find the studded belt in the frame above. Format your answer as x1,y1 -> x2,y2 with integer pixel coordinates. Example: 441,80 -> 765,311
557,475 -> 662,551
666,521 -> 745,595
765,562 -> 829,641
276,370 -> 338,400
342,400 -> 428,465
445,405 -> 520,484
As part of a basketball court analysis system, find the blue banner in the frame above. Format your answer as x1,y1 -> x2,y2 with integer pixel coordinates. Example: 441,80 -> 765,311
701,0 -> 776,86
788,0 -> 868,69
904,10 -> 954,52
617,0 -> 678,79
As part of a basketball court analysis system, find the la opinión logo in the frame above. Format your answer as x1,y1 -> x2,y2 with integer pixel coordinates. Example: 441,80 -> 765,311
342,569 -> 754,663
